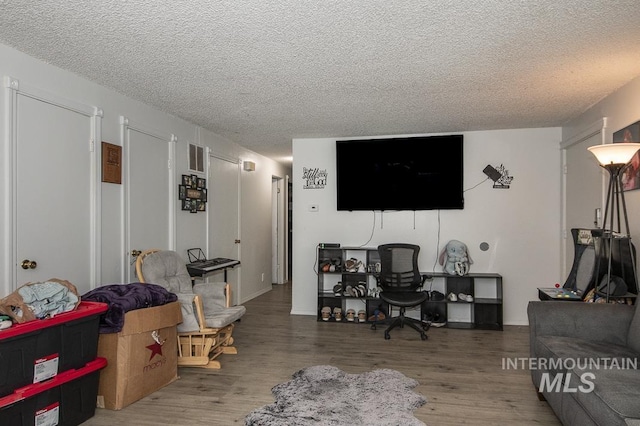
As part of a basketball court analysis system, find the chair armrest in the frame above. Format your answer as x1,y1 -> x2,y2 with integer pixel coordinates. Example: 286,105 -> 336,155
527,301 -> 634,355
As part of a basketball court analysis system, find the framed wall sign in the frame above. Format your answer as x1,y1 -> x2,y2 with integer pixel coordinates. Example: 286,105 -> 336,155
101,142 -> 122,184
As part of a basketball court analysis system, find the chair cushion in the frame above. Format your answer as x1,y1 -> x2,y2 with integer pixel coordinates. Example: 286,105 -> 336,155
141,251 -> 193,294
193,282 -> 228,314
204,306 -> 246,328
380,291 -> 429,308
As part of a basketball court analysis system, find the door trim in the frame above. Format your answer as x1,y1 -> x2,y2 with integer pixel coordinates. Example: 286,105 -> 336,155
120,115 -> 177,282
561,117 -> 608,278
4,76 -> 102,290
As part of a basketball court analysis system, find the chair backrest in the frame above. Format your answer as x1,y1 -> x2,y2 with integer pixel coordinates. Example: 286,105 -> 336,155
377,243 -> 423,291
136,249 -> 194,294
563,229 -> 598,296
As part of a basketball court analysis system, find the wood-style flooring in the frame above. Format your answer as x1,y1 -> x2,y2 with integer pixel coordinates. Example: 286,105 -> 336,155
84,282 -> 560,425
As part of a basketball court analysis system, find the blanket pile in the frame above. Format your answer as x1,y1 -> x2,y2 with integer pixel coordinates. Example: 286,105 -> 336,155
82,283 -> 177,333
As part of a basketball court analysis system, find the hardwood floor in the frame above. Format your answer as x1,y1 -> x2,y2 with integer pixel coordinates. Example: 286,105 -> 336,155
84,282 -> 560,425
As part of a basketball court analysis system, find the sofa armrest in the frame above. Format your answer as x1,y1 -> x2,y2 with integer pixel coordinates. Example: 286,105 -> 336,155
528,301 -> 634,356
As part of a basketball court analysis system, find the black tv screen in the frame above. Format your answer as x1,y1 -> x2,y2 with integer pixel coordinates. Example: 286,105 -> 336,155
336,135 -> 464,211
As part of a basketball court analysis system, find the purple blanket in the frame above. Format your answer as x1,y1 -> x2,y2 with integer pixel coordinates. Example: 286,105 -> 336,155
82,283 -> 177,333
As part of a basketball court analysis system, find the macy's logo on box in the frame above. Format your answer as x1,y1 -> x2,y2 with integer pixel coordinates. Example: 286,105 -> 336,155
142,330 -> 168,372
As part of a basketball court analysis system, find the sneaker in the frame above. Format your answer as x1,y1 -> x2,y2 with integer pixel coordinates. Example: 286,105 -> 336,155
447,292 -> 458,302
368,310 -> 386,321
346,308 -> 356,322
321,306 -> 331,321
431,319 -> 447,327
333,282 -> 343,296
430,291 -> 445,301
333,307 -> 343,321
458,293 -> 473,302
357,310 -> 367,322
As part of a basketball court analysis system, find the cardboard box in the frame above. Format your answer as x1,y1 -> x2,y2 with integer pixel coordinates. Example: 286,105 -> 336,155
96,301 -> 182,410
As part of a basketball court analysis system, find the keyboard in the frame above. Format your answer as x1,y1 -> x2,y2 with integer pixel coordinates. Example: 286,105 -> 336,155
187,257 -> 240,273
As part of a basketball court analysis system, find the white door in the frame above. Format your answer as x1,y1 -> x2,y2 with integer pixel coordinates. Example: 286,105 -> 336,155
564,132 -> 605,273
13,90 -> 96,290
208,155 -> 240,304
123,118 -> 175,281
272,178 -> 279,284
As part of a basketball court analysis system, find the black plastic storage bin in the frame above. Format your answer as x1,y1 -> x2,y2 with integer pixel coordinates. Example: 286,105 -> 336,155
0,301 -> 108,398
0,357 -> 107,426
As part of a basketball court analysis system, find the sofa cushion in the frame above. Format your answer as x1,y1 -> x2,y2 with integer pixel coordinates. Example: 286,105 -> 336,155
535,336 -> 639,376
573,367 -> 640,425
627,301 -> 640,353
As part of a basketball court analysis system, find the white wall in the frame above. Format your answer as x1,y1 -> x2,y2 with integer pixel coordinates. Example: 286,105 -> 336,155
292,128 -> 562,325
0,43 -> 290,301
563,75 -> 640,242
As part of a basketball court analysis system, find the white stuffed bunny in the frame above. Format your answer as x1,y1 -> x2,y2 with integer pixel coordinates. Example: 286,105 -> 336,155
438,240 -> 473,276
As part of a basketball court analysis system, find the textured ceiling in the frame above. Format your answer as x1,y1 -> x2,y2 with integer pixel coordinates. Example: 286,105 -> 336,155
1,1 -> 640,163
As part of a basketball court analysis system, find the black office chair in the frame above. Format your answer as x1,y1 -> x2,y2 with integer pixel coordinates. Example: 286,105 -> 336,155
373,243 -> 430,340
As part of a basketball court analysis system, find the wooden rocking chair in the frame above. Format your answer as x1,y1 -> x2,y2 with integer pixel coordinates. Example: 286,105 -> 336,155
136,249 -> 245,369
175,294 -> 237,369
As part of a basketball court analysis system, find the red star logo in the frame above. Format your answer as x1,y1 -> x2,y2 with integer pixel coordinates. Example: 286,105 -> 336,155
146,341 -> 163,361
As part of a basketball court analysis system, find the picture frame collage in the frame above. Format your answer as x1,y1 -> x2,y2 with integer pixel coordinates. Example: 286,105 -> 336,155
179,174 -> 207,213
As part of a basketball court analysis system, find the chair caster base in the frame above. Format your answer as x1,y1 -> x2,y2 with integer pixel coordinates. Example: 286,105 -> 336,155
384,331 -> 391,340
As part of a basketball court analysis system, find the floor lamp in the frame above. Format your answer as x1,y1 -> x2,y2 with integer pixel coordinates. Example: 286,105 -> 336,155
587,142 -> 640,302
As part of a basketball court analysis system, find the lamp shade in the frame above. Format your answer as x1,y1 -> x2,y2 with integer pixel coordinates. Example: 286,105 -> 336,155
587,143 -> 640,166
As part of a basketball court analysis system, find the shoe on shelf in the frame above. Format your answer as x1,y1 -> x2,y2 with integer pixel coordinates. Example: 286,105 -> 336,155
368,310 -> 386,322
431,318 -> 447,327
423,311 -> 447,327
447,292 -> 458,302
333,282 -> 343,296
333,307 -> 343,321
346,308 -> 356,321
430,290 -> 445,301
458,293 -> 473,302
321,306 -> 331,321
357,310 -> 367,322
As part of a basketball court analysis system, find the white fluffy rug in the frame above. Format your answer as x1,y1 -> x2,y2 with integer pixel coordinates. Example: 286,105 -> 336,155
245,365 -> 426,425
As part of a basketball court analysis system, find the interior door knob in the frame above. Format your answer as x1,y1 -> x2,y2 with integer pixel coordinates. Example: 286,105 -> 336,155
21,259 -> 37,269
131,249 -> 142,257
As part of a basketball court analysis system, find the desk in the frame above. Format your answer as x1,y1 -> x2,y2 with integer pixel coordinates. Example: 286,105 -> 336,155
538,287 -> 582,301
187,258 -> 240,282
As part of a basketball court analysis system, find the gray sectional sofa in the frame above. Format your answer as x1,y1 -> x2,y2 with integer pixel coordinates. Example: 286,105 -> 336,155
528,301 -> 640,425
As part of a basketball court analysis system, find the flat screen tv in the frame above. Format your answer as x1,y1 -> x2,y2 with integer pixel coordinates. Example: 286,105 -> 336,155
336,135 -> 464,211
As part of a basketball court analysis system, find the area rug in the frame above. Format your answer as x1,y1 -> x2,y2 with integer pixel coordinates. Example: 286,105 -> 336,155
244,365 -> 426,425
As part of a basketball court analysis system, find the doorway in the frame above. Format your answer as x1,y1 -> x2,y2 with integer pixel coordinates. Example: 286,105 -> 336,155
208,154 -> 241,304
122,118 -> 176,282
